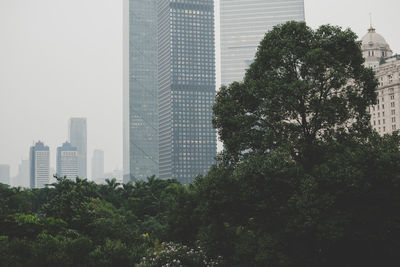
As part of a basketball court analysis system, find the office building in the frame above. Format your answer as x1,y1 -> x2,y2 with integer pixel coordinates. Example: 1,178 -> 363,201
158,0 -> 217,183
57,142 -> 78,179
0,164 -> 10,185
361,26 -> 400,135
123,0 -> 159,183
13,160 -> 29,188
92,149 -> 104,183
220,0 -> 305,85
68,118 -> 87,178
30,141 -> 50,188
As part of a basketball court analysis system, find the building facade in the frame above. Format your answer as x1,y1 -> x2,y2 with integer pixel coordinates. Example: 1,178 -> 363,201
220,0 -> 305,85
13,160 -> 29,188
68,118 -> 87,178
123,0 -> 159,183
0,164 -> 10,185
92,149 -> 104,183
361,26 -> 400,136
57,142 -> 78,180
30,141 -> 50,188
158,0 -> 217,183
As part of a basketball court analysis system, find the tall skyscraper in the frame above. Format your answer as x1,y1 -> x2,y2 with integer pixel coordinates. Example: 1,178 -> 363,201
220,0 -> 305,85
123,0 -> 159,183
92,149 -> 104,183
68,118 -> 87,178
56,142 -> 78,180
13,160 -> 29,188
30,141 -> 50,188
0,164 -> 10,185
158,0 -> 217,183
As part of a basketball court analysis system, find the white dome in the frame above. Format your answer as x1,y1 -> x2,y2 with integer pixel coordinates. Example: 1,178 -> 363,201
361,27 -> 391,52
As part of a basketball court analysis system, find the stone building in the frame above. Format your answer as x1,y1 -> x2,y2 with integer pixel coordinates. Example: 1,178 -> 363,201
362,26 -> 400,135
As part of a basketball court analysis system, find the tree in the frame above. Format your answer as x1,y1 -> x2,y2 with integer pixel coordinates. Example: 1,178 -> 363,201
213,21 -> 378,168
197,21 -> 400,266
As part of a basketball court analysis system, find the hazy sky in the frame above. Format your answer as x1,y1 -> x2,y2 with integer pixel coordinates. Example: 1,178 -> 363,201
0,0 -> 399,177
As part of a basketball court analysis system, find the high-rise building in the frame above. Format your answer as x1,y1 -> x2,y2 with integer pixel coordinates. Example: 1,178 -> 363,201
0,164 -> 10,185
361,26 -> 399,135
13,159 -> 29,188
158,0 -> 217,183
123,0 -> 159,183
68,118 -> 87,178
220,0 -> 305,85
56,142 -> 78,180
92,149 -> 104,183
30,141 -> 50,188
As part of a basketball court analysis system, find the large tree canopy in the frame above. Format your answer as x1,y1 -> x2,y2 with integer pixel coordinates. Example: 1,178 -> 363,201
214,21 -> 378,166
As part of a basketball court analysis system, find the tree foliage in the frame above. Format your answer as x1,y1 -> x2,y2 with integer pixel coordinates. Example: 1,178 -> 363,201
213,21 -> 378,168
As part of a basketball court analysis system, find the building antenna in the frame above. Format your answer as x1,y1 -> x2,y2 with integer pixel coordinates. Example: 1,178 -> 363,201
370,13 -> 373,29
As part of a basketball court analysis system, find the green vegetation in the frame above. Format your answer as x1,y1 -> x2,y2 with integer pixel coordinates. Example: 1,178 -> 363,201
2,22 -> 400,266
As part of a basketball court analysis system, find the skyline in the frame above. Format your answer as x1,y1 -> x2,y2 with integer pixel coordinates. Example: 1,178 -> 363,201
1,0 -> 400,177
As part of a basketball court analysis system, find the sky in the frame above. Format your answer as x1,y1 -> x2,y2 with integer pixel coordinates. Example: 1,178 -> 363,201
0,0 -> 399,177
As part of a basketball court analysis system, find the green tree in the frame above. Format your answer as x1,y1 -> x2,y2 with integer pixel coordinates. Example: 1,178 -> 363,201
195,21 -> 400,266
213,21 -> 378,169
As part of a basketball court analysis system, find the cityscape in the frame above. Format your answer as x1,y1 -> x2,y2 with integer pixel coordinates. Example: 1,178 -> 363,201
1,1 -> 398,187
1,0 -> 400,265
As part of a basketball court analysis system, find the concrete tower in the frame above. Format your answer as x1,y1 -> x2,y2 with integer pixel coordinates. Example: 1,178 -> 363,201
158,0 -> 217,183
57,142 -> 78,180
68,118 -> 87,178
30,141 -> 50,188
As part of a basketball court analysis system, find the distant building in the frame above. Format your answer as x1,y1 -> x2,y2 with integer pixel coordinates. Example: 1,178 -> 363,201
158,0 -> 217,184
57,142 -> 78,179
103,169 -> 123,184
30,141 -> 50,188
0,164 -> 10,185
69,118 -> 87,178
361,26 -> 400,135
220,0 -> 305,85
362,26 -> 393,69
13,159 -> 29,188
123,0 -> 159,183
92,149 -> 104,183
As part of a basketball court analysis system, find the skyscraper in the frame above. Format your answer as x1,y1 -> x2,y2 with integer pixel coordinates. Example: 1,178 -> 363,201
92,149 -> 104,183
30,141 -> 50,188
220,0 -> 305,85
13,159 -> 29,188
158,0 -> 217,183
0,164 -> 10,185
68,118 -> 87,178
56,142 -> 78,179
123,0 -> 159,183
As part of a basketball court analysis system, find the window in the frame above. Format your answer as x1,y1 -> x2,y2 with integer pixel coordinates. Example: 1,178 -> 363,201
392,110 -> 396,115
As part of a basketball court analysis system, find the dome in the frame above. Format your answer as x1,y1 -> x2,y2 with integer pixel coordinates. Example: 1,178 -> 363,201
361,27 -> 391,51
361,26 -> 393,69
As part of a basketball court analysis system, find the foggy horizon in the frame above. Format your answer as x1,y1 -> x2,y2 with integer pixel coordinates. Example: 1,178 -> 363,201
1,0 -> 399,178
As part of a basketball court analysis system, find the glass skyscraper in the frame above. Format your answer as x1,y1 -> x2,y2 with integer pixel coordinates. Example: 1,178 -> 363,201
220,0 -> 305,85
123,0 -> 159,183
158,0 -> 217,183
68,118 -> 87,179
